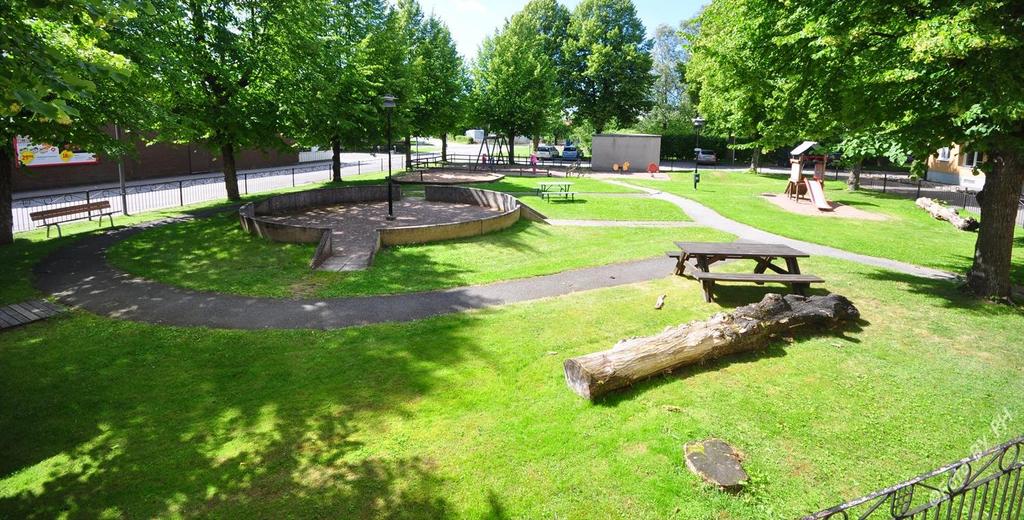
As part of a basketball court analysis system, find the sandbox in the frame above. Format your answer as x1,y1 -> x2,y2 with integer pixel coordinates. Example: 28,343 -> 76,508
239,185 -> 544,271
761,193 -> 889,221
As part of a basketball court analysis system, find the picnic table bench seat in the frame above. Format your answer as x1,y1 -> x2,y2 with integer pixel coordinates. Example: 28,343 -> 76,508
540,191 -> 576,201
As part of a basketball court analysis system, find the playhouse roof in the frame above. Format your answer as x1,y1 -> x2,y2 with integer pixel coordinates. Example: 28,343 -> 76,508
790,141 -> 820,156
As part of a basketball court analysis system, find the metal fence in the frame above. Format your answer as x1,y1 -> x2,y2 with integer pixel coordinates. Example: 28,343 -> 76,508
805,435 -> 1024,519
409,152 -> 590,174
850,171 -> 1024,228
12,155 -> 406,234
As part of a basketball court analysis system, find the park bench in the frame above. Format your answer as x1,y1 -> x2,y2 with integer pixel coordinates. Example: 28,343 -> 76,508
668,241 -> 824,302
30,201 -> 115,238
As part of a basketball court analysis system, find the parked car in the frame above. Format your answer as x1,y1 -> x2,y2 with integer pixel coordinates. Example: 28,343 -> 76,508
562,146 -> 581,161
695,148 -> 717,165
535,144 -> 559,159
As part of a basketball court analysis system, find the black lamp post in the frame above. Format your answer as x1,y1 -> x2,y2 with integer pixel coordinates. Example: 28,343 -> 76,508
383,94 -> 397,220
692,115 -> 706,190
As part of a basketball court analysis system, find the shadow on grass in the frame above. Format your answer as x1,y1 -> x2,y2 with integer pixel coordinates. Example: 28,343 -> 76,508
593,312 -> 869,407
0,309 -> 487,517
109,211 -> 551,298
860,268 -> 1024,314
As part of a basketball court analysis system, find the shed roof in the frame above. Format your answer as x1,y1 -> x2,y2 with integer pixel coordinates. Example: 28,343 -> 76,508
593,133 -> 662,138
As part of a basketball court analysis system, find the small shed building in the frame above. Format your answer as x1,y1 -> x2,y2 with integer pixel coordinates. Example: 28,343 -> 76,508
591,134 -> 662,172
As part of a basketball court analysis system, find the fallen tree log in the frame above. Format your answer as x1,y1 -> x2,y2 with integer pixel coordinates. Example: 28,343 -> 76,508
915,197 -> 980,231
563,293 -> 860,400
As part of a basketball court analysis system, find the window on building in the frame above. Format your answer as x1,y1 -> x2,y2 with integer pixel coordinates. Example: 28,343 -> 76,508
963,150 -> 980,167
937,147 -> 952,161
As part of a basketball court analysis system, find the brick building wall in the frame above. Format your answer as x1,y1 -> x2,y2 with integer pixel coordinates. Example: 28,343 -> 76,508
11,138 -> 299,193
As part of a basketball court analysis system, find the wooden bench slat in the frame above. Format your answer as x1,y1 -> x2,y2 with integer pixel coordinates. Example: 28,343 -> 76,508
7,303 -> 41,321
689,271 -> 824,283
0,308 -> 31,324
30,201 -> 111,221
0,310 -> 20,327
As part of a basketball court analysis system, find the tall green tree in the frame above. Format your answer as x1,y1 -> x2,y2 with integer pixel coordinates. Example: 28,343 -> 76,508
649,23 -> 686,132
0,0 -> 141,244
685,0 -> 786,169
361,3 -> 419,165
396,0 -> 426,166
563,0 -> 654,134
470,9 -> 560,164
519,0 -> 570,146
283,0 -> 385,182
690,0 -> 1024,299
128,0 -> 316,202
413,17 -> 468,161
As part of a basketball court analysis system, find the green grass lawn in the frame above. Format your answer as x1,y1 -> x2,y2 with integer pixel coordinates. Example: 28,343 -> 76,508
0,172 -> 400,306
109,216 -> 724,298
521,194 -> 689,221
2,257 -> 1021,518
627,171 -> 1024,282
467,175 -> 640,194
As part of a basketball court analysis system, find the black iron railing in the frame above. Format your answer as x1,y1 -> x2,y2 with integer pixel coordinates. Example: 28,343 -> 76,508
408,152 -> 580,176
805,435 -> 1024,519
11,157 -> 401,234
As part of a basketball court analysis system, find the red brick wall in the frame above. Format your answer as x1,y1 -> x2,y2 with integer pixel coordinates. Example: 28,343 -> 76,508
11,139 -> 299,193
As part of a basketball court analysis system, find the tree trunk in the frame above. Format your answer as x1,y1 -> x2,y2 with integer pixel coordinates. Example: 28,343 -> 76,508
563,293 -> 860,400
966,152 -> 1024,299
404,135 -> 412,168
532,135 -> 540,152
750,148 -> 760,172
916,197 -> 980,231
331,137 -> 342,182
847,158 -> 863,191
441,133 -> 448,162
221,143 -> 240,201
729,135 -> 736,164
508,131 -> 516,165
0,146 -> 13,245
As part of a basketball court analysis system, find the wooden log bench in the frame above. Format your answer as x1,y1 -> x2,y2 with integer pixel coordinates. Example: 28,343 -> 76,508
30,201 -> 115,238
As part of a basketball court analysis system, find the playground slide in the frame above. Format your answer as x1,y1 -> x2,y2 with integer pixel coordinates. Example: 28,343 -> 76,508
805,179 -> 834,211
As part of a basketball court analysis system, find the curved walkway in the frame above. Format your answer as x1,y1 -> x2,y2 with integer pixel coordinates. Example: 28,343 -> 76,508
34,219 -> 676,330
608,180 -> 957,281
34,183 -> 956,330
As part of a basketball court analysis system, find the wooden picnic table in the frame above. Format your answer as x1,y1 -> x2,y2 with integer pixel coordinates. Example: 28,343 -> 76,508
537,181 -> 572,193
668,241 -> 824,302
537,181 -> 576,201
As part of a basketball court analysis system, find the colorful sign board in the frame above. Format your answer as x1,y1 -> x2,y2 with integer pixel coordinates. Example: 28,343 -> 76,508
13,136 -> 99,167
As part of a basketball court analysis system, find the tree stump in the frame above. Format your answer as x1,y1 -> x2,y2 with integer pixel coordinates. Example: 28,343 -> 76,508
684,439 -> 748,491
563,293 -> 859,400
915,197 -> 980,231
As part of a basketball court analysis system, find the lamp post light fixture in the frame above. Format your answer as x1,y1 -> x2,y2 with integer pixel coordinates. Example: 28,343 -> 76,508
691,115 -> 706,190
382,94 -> 397,220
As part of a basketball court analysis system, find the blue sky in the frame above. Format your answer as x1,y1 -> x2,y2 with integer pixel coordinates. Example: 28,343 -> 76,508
416,0 -> 707,59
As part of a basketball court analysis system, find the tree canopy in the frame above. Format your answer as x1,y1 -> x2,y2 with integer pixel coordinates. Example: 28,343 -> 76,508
688,0 -> 1024,299
470,4 -> 561,162
0,0 -> 142,244
563,0 -> 654,134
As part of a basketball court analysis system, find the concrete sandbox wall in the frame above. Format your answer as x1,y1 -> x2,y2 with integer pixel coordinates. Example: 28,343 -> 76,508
239,185 -> 401,245
239,185 -> 537,270
379,185 -> 523,246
